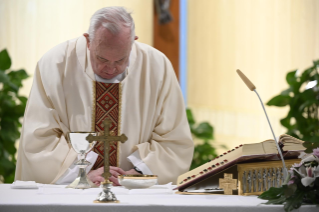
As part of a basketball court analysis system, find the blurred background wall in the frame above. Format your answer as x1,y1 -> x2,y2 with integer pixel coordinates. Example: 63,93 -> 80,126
0,0 -> 153,97
187,0 -> 319,151
1,0 -> 319,154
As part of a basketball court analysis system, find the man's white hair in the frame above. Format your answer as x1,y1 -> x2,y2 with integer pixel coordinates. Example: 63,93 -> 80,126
88,7 -> 135,42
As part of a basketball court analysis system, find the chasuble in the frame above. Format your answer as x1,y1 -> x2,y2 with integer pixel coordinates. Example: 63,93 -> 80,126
15,36 -> 194,185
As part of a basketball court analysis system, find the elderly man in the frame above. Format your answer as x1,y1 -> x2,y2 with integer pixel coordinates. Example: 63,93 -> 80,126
15,7 -> 193,186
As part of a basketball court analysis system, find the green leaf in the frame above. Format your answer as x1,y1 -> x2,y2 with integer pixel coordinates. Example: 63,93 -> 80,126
300,89 -> 316,101
8,69 -> 29,88
303,141 -> 313,149
298,100 -> 317,112
259,186 -> 285,200
0,71 -> 18,91
265,196 -> 286,204
190,140 -> 218,170
3,173 -> 15,183
284,190 -> 304,212
0,49 -> 29,183
267,95 -> 291,107
309,136 -> 319,143
304,190 -> 318,204
186,108 -> 195,126
280,88 -> 292,96
192,122 -> 214,140
300,67 -> 314,84
284,184 -> 297,198
0,49 -> 11,71
304,147 -> 314,153
0,157 -> 15,170
303,136 -> 319,152
280,116 -> 291,129
286,70 -> 298,86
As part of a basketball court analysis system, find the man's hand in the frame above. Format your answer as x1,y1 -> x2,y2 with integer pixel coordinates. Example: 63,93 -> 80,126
88,166 -> 139,186
108,166 -> 126,186
87,167 -> 105,186
109,168 -> 142,186
125,168 -> 142,175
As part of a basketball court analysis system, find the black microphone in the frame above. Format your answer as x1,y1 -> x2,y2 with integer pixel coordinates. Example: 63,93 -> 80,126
236,69 -> 288,179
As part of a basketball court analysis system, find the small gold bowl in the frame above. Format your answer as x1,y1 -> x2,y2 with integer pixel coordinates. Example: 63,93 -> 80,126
118,175 -> 158,189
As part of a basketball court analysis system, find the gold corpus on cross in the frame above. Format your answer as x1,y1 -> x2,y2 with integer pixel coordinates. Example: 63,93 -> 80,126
219,173 -> 237,195
86,118 -> 128,184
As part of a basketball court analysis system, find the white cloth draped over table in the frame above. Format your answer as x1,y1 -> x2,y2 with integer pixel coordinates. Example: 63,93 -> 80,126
1,184 -> 317,212
15,36 -> 194,185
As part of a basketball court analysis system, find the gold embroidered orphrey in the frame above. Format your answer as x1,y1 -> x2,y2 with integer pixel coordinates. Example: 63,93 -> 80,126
92,82 -> 122,169
219,173 -> 237,195
86,118 -> 128,181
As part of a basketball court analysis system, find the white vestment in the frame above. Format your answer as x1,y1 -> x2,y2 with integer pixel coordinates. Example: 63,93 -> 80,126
15,36 -> 194,184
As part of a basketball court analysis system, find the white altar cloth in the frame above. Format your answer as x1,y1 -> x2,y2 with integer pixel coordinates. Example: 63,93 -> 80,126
0,184 -> 317,212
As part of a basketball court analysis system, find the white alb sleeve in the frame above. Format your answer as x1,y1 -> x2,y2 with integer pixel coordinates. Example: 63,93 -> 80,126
127,150 -> 153,175
55,151 -> 98,185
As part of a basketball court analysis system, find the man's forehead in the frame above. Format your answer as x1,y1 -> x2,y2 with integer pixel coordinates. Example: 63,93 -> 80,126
94,26 -> 131,45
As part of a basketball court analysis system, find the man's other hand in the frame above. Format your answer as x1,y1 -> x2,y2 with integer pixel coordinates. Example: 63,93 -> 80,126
110,168 -> 142,186
88,166 -> 140,186
109,166 -> 126,186
125,169 -> 142,175
87,167 -> 105,186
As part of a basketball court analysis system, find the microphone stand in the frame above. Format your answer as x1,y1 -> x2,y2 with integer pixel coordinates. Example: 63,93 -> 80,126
236,69 -> 288,180
253,89 -> 288,179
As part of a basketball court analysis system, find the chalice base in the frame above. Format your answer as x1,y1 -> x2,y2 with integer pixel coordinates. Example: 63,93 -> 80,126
66,167 -> 97,189
93,181 -> 120,203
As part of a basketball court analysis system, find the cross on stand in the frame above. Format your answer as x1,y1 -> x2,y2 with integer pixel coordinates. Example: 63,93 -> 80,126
86,118 -> 128,203
219,173 -> 237,195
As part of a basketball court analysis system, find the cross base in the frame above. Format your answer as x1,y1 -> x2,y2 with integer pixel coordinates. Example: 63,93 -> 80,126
94,200 -> 120,203
94,181 -> 120,203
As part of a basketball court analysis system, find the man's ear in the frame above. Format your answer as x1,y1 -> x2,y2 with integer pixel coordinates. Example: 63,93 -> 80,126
134,36 -> 139,40
83,33 -> 90,48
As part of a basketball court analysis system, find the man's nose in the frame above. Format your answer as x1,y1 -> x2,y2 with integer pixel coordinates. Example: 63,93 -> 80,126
104,64 -> 117,73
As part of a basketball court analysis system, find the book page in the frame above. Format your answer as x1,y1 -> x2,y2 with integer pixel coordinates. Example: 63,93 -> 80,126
261,140 -> 278,154
242,140 -> 277,155
279,134 -> 305,151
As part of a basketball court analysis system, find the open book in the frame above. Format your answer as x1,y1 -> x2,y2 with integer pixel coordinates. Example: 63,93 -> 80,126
175,134 -> 305,192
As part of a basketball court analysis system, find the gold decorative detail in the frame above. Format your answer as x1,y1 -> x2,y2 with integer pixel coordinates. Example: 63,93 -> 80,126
237,159 -> 301,196
117,82 -> 123,167
110,130 -> 116,136
118,175 -> 158,180
91,80 -> 96,132
86,118 -> 128,181
93,200 -> 120,203
219,173 -> 237,195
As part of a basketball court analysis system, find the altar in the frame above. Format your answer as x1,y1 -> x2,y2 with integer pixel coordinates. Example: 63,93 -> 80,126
0,184 -> 316,212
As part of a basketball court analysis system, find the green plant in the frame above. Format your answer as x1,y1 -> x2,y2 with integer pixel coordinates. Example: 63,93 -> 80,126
267,60 -> 319,153
259,149 -> 319,212
0,49 -> 29,183
186,108 -> 226,170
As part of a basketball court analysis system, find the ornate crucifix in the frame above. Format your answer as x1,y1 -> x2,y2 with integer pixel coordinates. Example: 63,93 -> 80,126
86,118 -> 128,183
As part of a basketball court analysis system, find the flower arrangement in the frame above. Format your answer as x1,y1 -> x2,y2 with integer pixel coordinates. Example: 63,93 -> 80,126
259,148 -> 319,212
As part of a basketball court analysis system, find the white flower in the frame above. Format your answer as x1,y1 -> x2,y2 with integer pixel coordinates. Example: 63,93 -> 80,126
292,162 -> 302,168
300,166 -> 319,187
299,152 -> 311,159
301,155 -> 319,164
